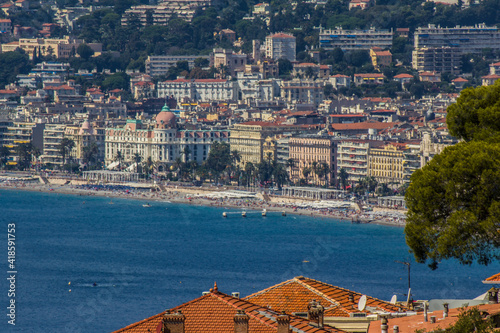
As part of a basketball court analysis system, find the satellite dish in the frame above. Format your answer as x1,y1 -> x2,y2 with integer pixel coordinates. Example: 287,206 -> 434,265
390,295 -> 397,304
358,295 -> 367,311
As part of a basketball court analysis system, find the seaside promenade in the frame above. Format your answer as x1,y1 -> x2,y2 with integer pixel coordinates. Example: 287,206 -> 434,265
0,171 -> 407,226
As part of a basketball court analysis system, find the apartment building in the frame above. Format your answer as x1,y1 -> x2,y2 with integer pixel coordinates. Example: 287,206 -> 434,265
265,33 -> 296,62
40,123 -> 65,166
368,143 -> 405,185
145,55 -> 210,77
412,46 -> 461,74
121,0 -> 212,25
280,79 -> 324,107
1,36 -> 101,59
156,78 -> 238,102
337,139 -> 383,183
213,48 -> 247,77
319,27 -> 393,51
230,121 -> 307,165
414,24 -> 500,54
288,135 -> 336,186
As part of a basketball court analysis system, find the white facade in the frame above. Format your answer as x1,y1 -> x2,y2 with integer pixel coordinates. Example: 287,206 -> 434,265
265,33 -> 296,62
156,79 -> 237,102
319,27 -> 393,51
414,24 -> 500,54
280,79 -> 324,107
145,55 -> 210,77
236,72 -> 280,104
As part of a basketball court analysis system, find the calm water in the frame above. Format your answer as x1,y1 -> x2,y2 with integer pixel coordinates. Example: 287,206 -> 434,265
0,189 -> 498,332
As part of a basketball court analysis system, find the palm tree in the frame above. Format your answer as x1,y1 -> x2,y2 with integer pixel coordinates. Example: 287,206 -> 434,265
231,150 -> 241,185
82,143 -> 99,170
317,162 -> 330,187
244,162 -> 255,188
59,138 -> 75,168
15,142 -> 35,171
302,166 -> 311,185
133,153 -> 142,174
114,150 -> 124,170
339,168 -> 349,190
286,158 -> 295,184
182,146 -> 191,163
174,157 -> 183,180
272,163 -> 288,190
0,146 -> 10,169
144,156 -> 155,178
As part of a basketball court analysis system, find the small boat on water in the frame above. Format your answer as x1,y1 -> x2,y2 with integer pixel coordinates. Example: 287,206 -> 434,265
143,203 -> 151,207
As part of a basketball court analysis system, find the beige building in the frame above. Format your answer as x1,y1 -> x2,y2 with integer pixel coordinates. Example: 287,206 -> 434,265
288,136 -> 335,186
230,121 -> 308,166
368,143 -> 405,185
1,36 -> 101,59
265,33 -> 296,62
280,79 -> 324,107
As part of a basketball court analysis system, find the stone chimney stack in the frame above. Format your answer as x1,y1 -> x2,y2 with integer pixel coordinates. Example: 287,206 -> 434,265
162,310 -> 185,333
488,288 -> 498,304
423,302 -> 428,322
381,317 -> 388,333
234,310 -> 249,333
443,303 -> 449,319
307,300 -> 324,328
393,325 -> 399,333
277,311 -> 290,333
348,292 -> 354,303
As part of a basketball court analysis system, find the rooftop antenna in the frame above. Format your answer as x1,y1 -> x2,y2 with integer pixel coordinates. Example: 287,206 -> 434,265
358,295 -> 367,311
395,260 -> 411,305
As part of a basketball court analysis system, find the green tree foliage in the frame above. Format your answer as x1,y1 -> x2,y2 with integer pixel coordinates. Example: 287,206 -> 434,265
77,43 -> 95,60
405,82 -> 500,269
443,307 -> 494,333
447,81 -> 500,142
204,142 -> 231,183
0,51 -> 31,88
102,72 -> 130,91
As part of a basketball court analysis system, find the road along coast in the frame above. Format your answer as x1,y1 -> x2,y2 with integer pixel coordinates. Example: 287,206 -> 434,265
0,176 -> 407,227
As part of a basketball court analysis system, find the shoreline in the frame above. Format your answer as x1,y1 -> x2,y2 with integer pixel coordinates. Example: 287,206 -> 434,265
0,180 -> 407,227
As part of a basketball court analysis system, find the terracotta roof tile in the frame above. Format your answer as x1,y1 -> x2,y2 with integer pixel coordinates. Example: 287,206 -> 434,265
114,287 -> 345,333
483,272 -> 500,284
244,277 -> 403,317
368,303 -> 500,333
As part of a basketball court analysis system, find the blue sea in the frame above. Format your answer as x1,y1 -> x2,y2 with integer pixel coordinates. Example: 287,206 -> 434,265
0,189 -> 498,332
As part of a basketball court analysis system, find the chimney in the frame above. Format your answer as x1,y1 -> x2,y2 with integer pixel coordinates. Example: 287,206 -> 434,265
443,303 -> 449,319
423,302 -> 428,322
381,317 -> 388,333
234,310 -> 249,333
162,310 -> 185,333
348,292 -> 354,303
488,288 -> 498,304
277,311 -> 290,333
308,300 -> 324,327
393,325 -> 399,333
430,316 -> 436,324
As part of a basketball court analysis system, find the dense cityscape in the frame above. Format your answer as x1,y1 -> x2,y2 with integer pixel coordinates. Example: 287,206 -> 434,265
0,0 -> 500,332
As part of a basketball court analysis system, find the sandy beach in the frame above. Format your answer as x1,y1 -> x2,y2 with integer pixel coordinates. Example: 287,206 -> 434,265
0,175 -> 407,227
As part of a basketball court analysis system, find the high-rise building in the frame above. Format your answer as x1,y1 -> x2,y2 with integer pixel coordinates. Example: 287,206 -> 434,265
412,46 -> 461,74
265,33 -> 296,62
414,24 -> 500,54
319,27 -> 393,51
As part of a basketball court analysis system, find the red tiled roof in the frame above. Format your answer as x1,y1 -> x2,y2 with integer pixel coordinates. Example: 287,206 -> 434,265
270,33 -> 295,39
490,62 -> 500,67
368,303 -> 500,333
419,71 -> 438,76
329,114 -> 365,118
354,73 -> 385,78
452,77 -> 468,82
244,276 -> 403,318
114,285 -> 345,333
482,74 -> 500,79
330,122 -> 396,131
483,272 -> 500,284
295,63 -> 319,67
331,74 -> 350,78
393,74 -> 413,79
